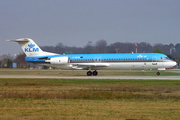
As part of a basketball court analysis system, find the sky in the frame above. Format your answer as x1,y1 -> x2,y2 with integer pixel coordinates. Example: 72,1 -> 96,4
0,0 -> 180,55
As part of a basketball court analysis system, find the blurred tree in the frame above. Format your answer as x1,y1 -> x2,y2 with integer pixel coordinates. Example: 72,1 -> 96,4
95,39 -> 107,53
153,43 -> 171,55
65,51 -> 73,54
84,44 -> 95,54
14,53 -> 27,68
153,48 -> 163,53
55,43 -> 64,54
175,43 -> 180,54
64,46 -> 84,54
7,59 -> 12,68
138,42 -> 153,53
41,46 -> 56,53
0,54 -> 13,68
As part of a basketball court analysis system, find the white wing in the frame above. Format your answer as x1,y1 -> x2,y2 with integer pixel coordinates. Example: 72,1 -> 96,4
69,63 -> 109,70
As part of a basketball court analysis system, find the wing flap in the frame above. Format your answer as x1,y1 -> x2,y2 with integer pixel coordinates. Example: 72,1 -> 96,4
71,63 -> 109,67
69,63 -> 109,70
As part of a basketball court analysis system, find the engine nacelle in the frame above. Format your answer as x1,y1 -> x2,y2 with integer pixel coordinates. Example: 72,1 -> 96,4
45,57 -> 69,64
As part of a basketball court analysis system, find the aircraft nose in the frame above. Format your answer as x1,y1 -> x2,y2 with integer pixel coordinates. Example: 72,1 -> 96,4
170,60 -> 177,67
164,60 -> 177,68
172,61 -> 177,66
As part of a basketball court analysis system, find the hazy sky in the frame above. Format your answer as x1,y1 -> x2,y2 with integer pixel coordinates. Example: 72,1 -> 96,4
0,0 -> 180,55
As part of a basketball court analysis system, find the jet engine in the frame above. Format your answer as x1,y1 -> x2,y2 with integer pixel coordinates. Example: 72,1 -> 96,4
45,57 -> 69,64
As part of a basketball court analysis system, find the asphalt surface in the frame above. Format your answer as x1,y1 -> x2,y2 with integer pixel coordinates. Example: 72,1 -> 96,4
0,75 -> 180,80
0,69 -> 180,80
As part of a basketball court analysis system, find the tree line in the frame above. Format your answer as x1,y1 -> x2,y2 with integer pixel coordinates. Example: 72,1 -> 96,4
1,40 -> 180,68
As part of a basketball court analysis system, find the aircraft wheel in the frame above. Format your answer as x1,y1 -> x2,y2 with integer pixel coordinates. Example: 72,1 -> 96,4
87,71 -> 92,76
93,70 -> 98,76
156,72 -> 160,76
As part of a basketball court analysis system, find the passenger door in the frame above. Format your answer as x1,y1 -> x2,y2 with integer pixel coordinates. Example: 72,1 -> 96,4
152,56 -> 157,65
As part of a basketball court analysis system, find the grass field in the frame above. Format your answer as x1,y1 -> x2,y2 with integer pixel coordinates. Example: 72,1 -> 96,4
0,76 -> 180,120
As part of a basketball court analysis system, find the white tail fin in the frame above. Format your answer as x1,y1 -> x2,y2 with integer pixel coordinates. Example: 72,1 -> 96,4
7,38 -> 57,56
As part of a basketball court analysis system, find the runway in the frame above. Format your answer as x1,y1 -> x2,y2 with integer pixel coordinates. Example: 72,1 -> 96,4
0,69 -> 180,80
0,75 -> 180,80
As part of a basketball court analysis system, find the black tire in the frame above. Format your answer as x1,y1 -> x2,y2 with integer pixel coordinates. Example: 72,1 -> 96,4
93,71 -> 98,76
87,71 -> 92,76
156,72 -> 160,76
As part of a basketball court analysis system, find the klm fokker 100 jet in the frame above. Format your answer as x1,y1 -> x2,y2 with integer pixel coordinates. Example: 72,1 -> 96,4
7,38 -> 177,76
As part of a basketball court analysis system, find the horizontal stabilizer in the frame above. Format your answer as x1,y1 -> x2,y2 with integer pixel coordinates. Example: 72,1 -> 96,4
6,38 -> 29,42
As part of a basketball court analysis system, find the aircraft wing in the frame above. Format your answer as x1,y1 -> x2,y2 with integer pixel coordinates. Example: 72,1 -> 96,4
69,63 -> 109,70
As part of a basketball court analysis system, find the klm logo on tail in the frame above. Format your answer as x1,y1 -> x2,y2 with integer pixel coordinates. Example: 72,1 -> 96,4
28,43 -> 35,48
24,43 -> 39,52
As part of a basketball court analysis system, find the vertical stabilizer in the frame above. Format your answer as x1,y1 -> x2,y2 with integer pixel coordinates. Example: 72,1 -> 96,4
6,38 -> 57,56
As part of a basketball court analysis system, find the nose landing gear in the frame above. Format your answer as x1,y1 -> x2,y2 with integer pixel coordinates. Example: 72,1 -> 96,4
87,70 -> 98,76
156,71 -> 160,76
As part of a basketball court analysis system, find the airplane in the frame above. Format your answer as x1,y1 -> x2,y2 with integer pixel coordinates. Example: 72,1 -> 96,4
7,38 -> 177,76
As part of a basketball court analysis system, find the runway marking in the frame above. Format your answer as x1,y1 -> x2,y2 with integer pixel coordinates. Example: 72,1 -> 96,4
0,75 -> 180,80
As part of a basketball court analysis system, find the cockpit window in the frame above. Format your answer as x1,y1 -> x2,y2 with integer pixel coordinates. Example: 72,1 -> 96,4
161,57 -> 170,60
165,57 -> 170,60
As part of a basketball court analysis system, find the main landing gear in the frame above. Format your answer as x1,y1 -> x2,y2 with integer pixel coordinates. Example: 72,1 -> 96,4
87,70 -> 98,76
